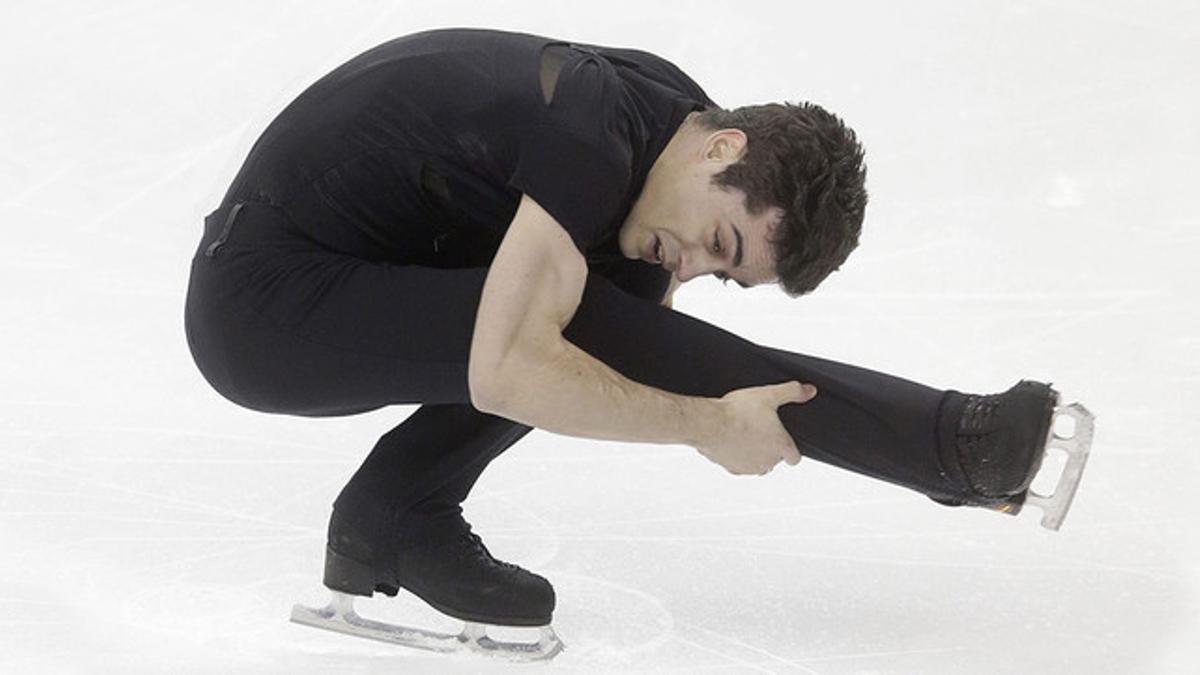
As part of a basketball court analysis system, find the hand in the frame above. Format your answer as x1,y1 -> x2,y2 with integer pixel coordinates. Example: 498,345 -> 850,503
693,381 -> 816,475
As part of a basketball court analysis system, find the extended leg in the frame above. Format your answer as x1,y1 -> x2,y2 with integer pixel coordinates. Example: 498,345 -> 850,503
559,275 -> 974,503
558,277 -> 1092,521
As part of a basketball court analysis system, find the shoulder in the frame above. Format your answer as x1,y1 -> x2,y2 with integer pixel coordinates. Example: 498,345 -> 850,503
538,45 -> 627,130
575,42 -> 718,109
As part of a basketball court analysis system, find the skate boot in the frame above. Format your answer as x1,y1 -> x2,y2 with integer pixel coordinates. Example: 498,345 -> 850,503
938,380 -> 1094,530
958,380 -> 1056,500
291,505 -> 562,661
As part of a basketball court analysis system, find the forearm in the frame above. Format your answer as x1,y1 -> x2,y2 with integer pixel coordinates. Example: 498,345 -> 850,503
477,336 -> 720,446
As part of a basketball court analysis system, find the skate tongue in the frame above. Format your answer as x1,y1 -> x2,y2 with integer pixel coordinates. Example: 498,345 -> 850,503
403,512 -> 493,561
459,531 -> 491,560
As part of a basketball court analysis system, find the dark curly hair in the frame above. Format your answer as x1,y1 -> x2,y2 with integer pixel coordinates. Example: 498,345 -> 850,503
693,102 -> 868,297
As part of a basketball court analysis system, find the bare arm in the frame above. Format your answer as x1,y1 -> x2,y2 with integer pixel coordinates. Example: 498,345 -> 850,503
469,194 -> 720,446
485,326 -> 723,445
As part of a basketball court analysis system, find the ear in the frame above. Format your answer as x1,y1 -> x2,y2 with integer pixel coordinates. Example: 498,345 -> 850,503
703,128 -> 747,162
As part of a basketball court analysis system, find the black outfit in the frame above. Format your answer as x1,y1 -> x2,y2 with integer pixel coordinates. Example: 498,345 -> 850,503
184,29 -> 983,562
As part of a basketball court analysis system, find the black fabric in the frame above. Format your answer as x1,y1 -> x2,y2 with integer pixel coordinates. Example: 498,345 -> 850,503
217,28 -> 714,266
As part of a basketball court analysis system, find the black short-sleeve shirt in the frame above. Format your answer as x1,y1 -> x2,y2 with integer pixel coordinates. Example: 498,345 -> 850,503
223,28 -> 717,298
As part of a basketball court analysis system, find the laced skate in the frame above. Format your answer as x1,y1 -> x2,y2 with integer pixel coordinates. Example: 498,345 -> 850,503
291,507 -> 563,661
954,381 -> 1094,530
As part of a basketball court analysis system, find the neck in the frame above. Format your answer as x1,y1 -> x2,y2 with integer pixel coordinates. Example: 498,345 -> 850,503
641,113 -> 701,203
653,112 -> 700,177
619,113 -> 702,259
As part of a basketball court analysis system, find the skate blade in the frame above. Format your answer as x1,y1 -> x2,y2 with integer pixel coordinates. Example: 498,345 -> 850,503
290,592 -> 564,662
1024,401 -> 1094,531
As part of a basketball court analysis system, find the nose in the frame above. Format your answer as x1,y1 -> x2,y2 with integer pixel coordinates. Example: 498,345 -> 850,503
675,245 -> 719,283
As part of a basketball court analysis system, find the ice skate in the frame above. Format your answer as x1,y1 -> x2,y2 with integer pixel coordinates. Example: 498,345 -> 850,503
291,506 -> 563,661
952,380 -> 1094,530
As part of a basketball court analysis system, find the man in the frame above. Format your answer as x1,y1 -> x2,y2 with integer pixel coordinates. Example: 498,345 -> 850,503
184,28 -> 1091,660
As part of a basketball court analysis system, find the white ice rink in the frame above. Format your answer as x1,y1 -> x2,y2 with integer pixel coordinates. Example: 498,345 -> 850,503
2,1 -> 1197,672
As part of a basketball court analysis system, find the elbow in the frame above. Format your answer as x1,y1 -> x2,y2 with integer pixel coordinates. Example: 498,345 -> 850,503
468,361 -> 505,414
469,337 -> 561,416
469,350 -> 530,416
468,326 -> 513,414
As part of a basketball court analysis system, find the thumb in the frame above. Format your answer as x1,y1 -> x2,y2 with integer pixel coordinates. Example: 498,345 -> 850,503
788,381 -> 817,402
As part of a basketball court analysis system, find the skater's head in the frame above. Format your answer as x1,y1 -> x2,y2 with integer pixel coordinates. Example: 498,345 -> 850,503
619,101 -> 867,297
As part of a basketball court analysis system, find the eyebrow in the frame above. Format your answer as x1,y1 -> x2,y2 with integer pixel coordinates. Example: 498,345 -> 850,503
730,224 -> 750,288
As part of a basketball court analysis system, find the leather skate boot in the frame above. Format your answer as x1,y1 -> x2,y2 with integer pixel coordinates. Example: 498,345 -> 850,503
323,503 -> 555,627
936,380 -> 1057,514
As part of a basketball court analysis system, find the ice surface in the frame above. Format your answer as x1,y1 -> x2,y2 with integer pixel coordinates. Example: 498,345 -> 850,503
2,1 -> 1198,673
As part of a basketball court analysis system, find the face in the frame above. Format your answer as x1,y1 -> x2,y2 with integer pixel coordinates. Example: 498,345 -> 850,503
619,126 -> 782,287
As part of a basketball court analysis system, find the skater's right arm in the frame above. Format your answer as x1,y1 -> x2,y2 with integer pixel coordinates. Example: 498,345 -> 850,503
469,195 -> 812,474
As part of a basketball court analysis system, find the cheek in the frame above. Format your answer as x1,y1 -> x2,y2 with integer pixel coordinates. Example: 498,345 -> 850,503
688,194 -> 714,232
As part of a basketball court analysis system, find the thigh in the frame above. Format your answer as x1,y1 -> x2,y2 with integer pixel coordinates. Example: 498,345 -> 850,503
185,200 -> 490,415
185,193 -> 678,417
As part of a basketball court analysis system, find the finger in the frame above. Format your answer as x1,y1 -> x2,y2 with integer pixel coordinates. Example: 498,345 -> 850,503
782,444 -> 802,466
783,381 -> 817,402
762,454 -> 784,475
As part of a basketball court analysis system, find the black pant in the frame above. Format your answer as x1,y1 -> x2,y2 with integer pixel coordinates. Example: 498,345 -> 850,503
184,199 -> 975,525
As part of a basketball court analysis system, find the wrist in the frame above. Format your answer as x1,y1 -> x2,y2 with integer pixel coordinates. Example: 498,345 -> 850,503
682,395 -> 725,447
